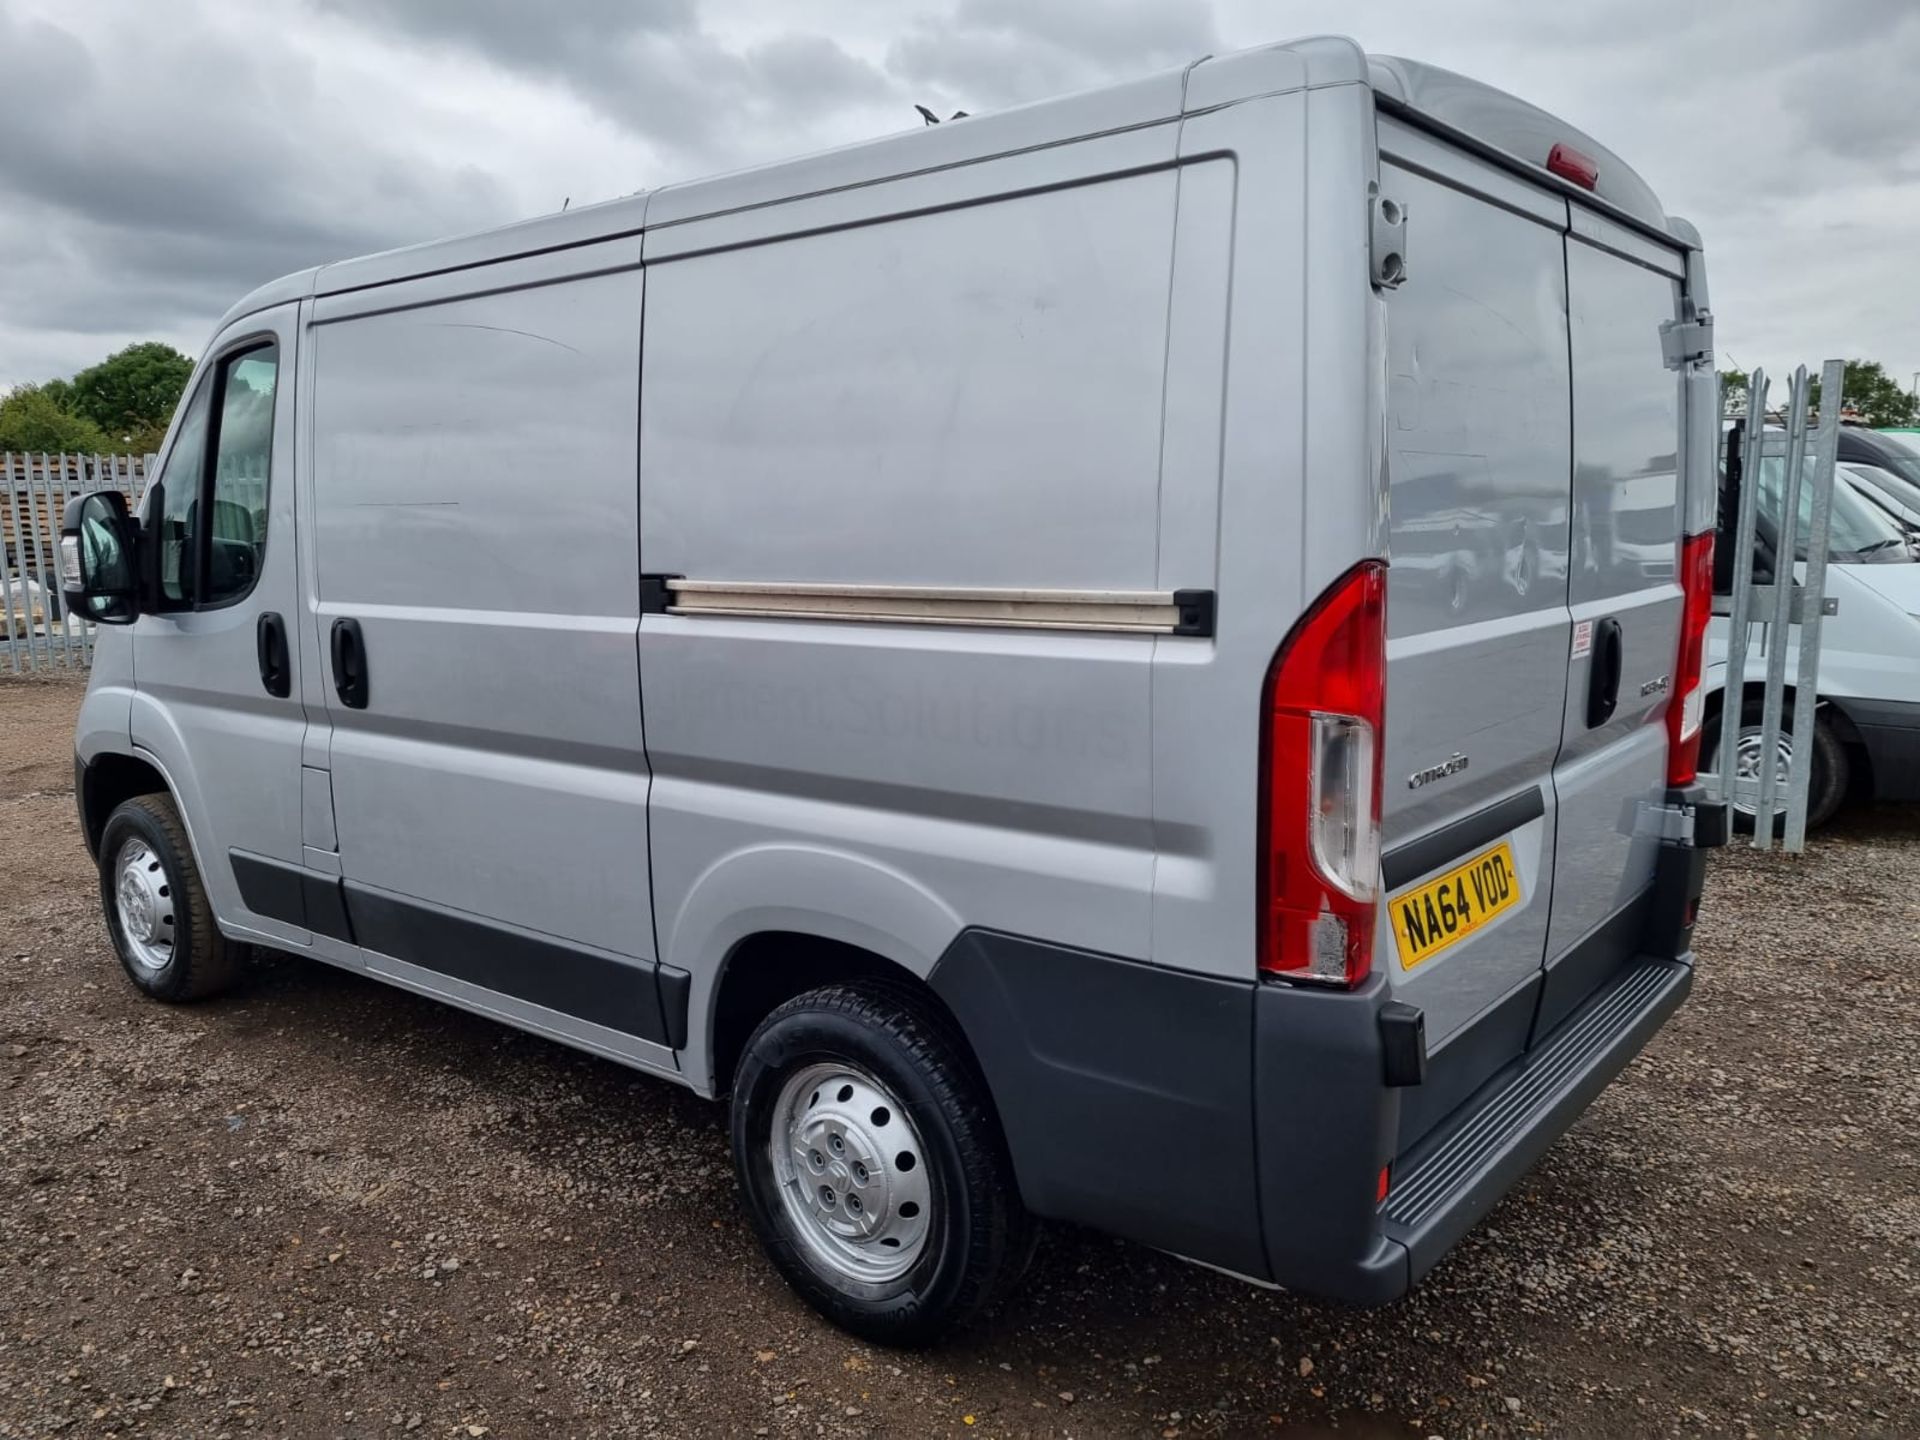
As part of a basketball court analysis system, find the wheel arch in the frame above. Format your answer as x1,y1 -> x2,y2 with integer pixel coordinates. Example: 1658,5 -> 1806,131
665,845 -> 966,1097
79,750 -> 171,860
707,930 -> 990,1107
1703,680 -> 1861,744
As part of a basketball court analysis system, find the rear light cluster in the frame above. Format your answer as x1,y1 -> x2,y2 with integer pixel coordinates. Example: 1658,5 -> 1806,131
1258,562 -> 1386,987
1665,531 -> 1715,787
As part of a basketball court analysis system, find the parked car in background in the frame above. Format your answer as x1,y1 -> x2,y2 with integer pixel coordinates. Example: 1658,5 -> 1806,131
1834,426 -> 1920,549
1,547 -> 58,632
1708,428 -> 1920,828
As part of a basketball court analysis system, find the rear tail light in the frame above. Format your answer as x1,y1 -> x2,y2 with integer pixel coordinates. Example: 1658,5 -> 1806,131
1546,142 -> 1600,190
1259,561 -> 1387,986
1666,531 -> 1715,787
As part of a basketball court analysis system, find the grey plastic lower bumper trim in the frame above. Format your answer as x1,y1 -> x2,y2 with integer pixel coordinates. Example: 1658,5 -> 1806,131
1384,957 -> 1692,1286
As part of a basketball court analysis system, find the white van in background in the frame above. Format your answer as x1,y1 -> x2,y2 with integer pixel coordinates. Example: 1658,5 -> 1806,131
1707,431 -> 1920,827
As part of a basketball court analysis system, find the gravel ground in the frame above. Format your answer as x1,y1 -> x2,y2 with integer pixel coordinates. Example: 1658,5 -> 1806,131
2,673 -> 1917,1439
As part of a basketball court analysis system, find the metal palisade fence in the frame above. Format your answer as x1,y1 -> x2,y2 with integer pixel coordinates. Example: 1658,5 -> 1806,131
1,453 -> 149,672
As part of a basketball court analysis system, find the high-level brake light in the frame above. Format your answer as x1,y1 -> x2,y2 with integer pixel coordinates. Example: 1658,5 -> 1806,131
1546,142 -> 1600,191
1666,532 -> 1715,787
1258,561 -> 1387,986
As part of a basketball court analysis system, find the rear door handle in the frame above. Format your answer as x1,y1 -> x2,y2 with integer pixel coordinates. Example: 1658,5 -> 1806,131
329,617 -> 369,709
255,611 -> 291,698
1586,616 -> 1623,728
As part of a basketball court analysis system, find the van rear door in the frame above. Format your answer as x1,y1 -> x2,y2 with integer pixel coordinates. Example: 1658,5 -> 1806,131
1377,144 -> 1571,1113
1535,222 -> 1687,1033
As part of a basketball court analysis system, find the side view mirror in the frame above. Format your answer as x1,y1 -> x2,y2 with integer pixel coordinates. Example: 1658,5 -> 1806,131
60,490 -> 141,626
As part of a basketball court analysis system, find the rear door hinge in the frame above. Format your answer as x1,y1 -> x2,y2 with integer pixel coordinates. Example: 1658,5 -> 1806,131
1660,312 -> 1714,370
1370,189 -> 1407,289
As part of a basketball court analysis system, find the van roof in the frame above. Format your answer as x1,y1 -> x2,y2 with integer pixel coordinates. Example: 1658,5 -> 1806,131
1365,56 -> 1670,231
215,36 -> 1681,333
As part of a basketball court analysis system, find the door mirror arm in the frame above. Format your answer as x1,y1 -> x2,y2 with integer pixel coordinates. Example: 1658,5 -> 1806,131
59,490 -> 143,626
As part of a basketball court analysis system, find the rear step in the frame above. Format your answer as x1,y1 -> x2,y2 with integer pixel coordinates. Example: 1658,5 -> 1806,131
1382,957 -> 1691,1276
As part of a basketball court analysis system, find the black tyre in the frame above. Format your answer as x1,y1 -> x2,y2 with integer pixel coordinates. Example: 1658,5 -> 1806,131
729,981 -> 1034,1346
97,794 -> 246,1002
1711,702 -> 1849,834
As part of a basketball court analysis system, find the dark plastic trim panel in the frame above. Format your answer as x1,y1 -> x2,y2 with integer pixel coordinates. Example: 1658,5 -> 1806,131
929,910 -> 1698,1307
344,882 -> 679,1047
1385,959 -> 1692,1290
230,850 -> 356,943
226,853 -> 684,1048
74,756 -> 95,859
1395,973 -> 1539,1151
928,929 -> 1268,1279
1532,885 -> 1650,1043
1382,786 -> 1546,891
1845,697 -> 1920,802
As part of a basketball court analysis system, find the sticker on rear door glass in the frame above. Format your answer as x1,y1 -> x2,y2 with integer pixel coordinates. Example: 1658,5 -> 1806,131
1392,840 -> 1522,971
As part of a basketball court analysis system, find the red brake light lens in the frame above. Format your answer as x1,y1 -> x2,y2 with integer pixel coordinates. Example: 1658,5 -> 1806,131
1666,531 -> 1715,787
1259,561 -> 1387,986
1546,142 -> 1600,191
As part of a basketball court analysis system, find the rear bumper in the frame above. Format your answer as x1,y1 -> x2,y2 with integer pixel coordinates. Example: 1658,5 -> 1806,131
1846,697 -> 1920,802
932,798 -> 1714,1304
1286,956 -> 1691,1302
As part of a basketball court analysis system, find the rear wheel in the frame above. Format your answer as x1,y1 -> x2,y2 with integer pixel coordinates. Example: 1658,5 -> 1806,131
729,981 -> 1034,1346
1709,702 -> 1848,833
98,794 -> 246,1001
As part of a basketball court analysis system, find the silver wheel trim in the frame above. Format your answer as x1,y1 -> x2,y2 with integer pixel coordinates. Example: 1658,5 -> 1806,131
769,1062 -> 933,1286
113,838 -> 176,972
1727,725 -> 1794,819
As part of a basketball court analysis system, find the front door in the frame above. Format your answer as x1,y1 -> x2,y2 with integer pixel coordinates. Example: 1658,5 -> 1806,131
130,304 -> 311,947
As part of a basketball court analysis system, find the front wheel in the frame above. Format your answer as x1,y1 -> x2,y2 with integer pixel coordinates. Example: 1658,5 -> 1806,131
98,794 -> 246,1001
729,981 -> 1034,1346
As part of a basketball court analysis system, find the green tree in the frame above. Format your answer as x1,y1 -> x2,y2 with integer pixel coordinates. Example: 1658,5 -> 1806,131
1807,359 -> 1919,428
0,384 -> 111,453
67,341 -> 194,443
1718,368 -> 1749,415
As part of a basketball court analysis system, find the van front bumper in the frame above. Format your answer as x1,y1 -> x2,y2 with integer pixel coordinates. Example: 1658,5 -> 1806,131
932,797 -> 1715,1304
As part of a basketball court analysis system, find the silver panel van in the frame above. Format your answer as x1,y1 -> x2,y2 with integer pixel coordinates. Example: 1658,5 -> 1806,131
62,37 -> 1726,1344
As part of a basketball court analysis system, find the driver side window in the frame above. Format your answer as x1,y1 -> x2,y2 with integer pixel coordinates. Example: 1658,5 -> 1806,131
151,340 -> 278,612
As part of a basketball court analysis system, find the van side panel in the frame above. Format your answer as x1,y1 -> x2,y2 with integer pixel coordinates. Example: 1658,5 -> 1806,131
307,244 -> 657,969
1147,90 -> 1339,979
638,135 -> 1187,1090
642,171 -> 1175,588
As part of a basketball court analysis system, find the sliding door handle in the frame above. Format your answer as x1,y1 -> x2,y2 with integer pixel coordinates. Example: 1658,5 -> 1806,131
329,617 -> 369,709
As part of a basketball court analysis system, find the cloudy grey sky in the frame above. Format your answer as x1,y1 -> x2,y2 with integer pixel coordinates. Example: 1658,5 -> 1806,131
3,0 -> 1916,391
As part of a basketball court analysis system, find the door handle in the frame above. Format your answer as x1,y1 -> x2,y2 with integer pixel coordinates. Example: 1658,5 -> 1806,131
329,617 -> 369,709
255,611 -> 291,698
1586,616 -> 1623,728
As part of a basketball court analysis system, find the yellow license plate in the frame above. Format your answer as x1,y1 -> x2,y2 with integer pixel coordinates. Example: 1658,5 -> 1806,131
1391,840 -> 1522,971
